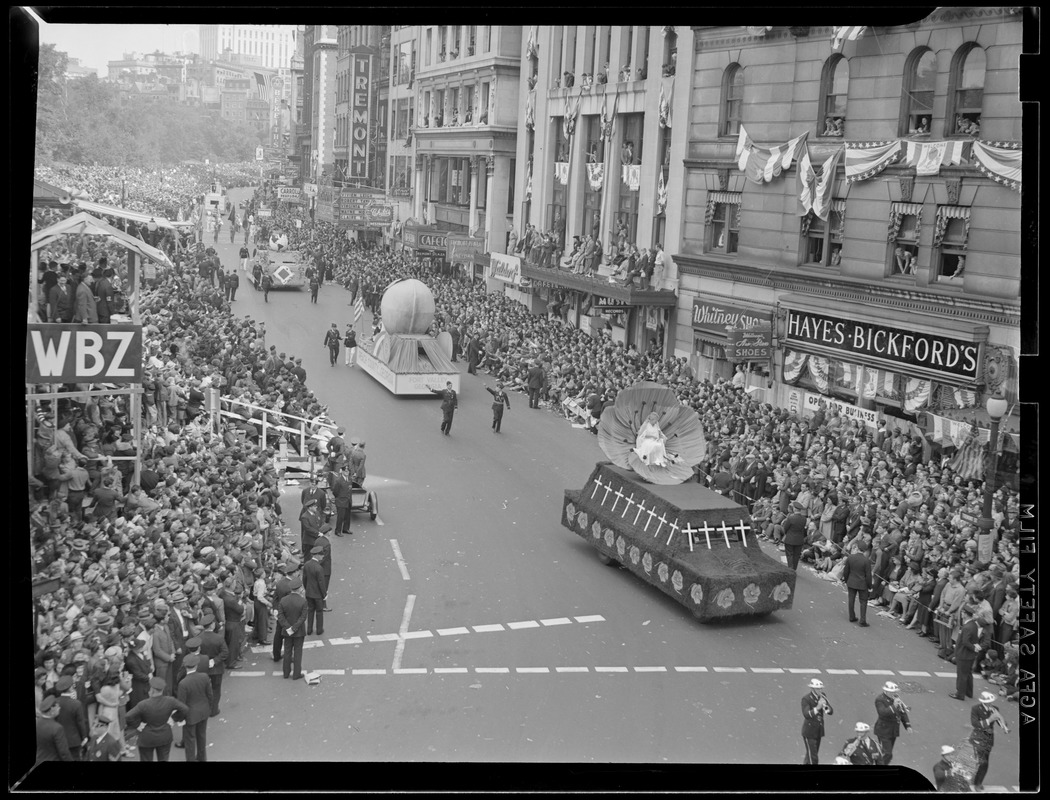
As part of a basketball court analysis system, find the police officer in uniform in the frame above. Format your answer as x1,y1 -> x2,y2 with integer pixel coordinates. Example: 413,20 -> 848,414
932,745 -> 970,791
428,381 -> 459,436
271,560 -> 301,663
970,690 -> 1008,791
840,721 -> 883,765
485,383 -> 511,433
801,677 -> 833,764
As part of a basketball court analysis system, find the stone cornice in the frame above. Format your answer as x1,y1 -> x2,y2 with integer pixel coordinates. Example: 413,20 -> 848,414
681,156 -> 987,182
673,254 -> 1020,329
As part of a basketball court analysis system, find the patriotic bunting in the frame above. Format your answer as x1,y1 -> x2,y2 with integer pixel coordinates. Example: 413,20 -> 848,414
656,170 -> 668,213
903,377 -> 931,412
525,90 -> 536,130
809,356 -> 830,393
971,140 -> 1022,191
735,125 -> 809,184
586,163 -> 604,191
798,145 -> 843,220
831,26 -> 867,51
563,91 -> 581,140
554,161 -> 570,186
622,164 -> 641,191
844,140 -> 902,183
659,76 -> 675,129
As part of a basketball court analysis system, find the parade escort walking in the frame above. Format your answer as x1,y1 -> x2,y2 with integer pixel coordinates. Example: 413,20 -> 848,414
323,323 -> 341,366
303,546 -> 327,637
277,577 -> 309,681
343,325 -> 357,366
873,681 -> 911,765
932,745 -> 970,792
428,381 -> 459,436
800,677 -> 833,765
485,383 -> 511,433
840,721 -> 883,765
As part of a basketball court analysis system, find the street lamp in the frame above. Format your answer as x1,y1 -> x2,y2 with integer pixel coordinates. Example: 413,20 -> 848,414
147,217 -> 158,233
978,391 -> 1009,534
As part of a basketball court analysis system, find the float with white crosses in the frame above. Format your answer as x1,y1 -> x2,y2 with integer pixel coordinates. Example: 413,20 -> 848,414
561,383 -> 796,621
253,248 -> 306,290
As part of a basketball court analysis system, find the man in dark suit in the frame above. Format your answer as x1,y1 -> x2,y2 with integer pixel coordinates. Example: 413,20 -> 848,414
174,654 -> 213,762
168,590 -> 191,696
328,468 -> 353,536
125,677 -> 190,762
314,525 -> 334,606
300,474 -> 327,516
220,578 -> 245,670
271,561 -> 300,662
800,677 -> 832,764
36,695 -> 74,764
873,681 -> 911,765
428,381 -> 459,435
299,498 -> 324,553
277,577 -> 309,680
526,362 -> 545,409
54,676 -> 88,761
950,608 -> 981,700
782,502 -> 808,571
466,335 -> 482,375
197,615 -> 228,717
304,547 -> 327,636
841,540 -> 874,626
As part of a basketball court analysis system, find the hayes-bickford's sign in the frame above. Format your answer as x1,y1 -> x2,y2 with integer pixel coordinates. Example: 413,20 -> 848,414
27,324 -> 143,384
785,309 -> 981,381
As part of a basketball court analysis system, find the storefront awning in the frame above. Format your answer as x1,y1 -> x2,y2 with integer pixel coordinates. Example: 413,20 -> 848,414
519,262 -> 678,307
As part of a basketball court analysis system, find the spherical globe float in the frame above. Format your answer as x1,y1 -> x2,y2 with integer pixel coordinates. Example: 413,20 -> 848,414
380,278 -> 435,335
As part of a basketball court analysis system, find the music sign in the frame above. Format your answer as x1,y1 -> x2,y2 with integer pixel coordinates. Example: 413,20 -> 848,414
27,324 -> 143,384
724,327 -> 773,361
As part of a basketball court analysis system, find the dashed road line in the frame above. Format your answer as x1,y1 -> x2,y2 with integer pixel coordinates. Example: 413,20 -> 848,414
539,617 -> 572,626
515,667 -> 550,673
595,666 -> 630,673
934,671 -> 957,678
393,668 -> 427,675
314,669 -> 345,676
785,668 -> 821,674
402,630 -> 433,639
390,539 -> 410,581
433,667 -> 469,674
367,633 -> 400,642
229,671 -> 267,677
633,666 -> 668,673
574,615 -> 606,623
301,640 -> 324,649
713,667 -> 747,673
437,627 -> 470,636
507,620 -> 540,630
328,637 -> 362,646
898,670 -> 931,677
674,667 -> 709,673
555,667 -> 590,673
472,624 -> 506,633
825,668 -> 859,675
351,668 -> 386,675
475,667 -> 510,673
750,667 -> 783,674
862,669 -> 896,675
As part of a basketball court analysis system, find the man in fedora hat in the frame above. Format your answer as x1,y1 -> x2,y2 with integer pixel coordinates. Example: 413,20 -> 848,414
950,605 -> 982,701
801,677 -> 833,764
124,676 -> 190,762
782,501 -> 808,571
873,681 -> 911,764
840,721 -> 882,765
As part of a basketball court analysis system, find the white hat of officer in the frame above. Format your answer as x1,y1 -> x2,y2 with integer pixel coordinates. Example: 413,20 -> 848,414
854,721 -> 870,732
808,678 -> 824,689
833,756 -> 851,765
979,691 -> 997,704
941,745 -> 955,755
883,681 -> 899,693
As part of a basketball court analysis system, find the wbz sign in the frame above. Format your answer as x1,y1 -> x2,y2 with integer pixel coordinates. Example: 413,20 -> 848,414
26,324 -> 143,384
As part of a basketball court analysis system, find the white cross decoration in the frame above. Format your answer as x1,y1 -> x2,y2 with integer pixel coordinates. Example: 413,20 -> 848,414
621,494 -> 636,519
718,521 -> 733,548
601,481 -> 614,505
682,524 -> 696,553
654,512 -> 668,537
633,499 -> 647,526
611,487 -> 626,514
273,264 -> 294,284
697,520 -> 714,549
591,476 -> 605,500
666,518 -> 680,546
736,520 -> 751,548
643,506 -> 659,532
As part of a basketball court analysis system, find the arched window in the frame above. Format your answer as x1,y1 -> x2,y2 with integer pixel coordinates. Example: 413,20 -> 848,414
720,63 -> 744,137
819,55 -> 848,137
901,48 -> 937,135
946,44 -> 985,137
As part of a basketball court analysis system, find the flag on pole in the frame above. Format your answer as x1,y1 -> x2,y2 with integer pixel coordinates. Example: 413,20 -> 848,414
354,293 -> 365,327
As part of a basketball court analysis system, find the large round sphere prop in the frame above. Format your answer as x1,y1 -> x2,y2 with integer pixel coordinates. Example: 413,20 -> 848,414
380,279 -> 436,335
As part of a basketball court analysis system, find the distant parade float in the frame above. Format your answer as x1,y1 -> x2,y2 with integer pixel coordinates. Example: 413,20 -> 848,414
356,278 -> 461,396
562,383 -> 796,621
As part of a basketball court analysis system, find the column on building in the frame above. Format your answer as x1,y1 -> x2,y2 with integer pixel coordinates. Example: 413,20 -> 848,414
468,155 -> 481,235
413,153 -> 426,221
600,92 -> 624,259
565,105 -> 588,247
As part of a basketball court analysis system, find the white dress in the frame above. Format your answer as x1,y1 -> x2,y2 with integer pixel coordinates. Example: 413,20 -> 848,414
633,420 -> 669,467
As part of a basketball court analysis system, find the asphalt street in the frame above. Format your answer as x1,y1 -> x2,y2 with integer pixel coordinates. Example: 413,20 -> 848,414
201,189 -> 1020,781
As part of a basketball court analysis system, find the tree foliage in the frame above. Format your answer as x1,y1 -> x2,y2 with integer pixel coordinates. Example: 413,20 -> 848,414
35,56 -> 266,167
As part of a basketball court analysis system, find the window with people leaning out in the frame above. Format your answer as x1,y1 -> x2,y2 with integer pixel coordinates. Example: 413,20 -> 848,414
935,212 -> 970,284
889,210 -> 920,277
707,201 -> 739,255
800,200 -> 844,268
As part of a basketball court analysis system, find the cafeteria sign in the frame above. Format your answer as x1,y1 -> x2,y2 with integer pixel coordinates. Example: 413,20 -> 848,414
27,324 -> 143,384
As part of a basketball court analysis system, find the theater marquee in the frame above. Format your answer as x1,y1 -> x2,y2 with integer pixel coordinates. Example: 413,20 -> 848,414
785,309 -> 981,381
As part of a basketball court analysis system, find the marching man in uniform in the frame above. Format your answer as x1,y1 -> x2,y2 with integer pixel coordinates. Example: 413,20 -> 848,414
801,677 -> 833,765
840,721 -> 883,765
873,681 -> 911,765
970,690 -> 1009,791
932,745 -> 970,791
485,383 -> 511,434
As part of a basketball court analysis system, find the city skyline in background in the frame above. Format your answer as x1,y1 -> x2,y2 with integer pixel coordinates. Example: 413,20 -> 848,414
40,23 -> 201,72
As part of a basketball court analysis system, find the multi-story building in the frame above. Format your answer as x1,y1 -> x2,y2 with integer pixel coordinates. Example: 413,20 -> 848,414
386,26 -> 417,228
305,25 -> 339,184
199,25 -> 297,72
64,57 -> 98,80
106,53 -> 157,82
335,26 -> 388,184
402,24 -> 521,270
289,27 -> 306,170
506,25 -> 691,349
678,13 -> 1022,440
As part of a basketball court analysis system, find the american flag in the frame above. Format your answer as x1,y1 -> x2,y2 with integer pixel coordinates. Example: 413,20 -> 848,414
831,26 -> 867,51
353,293 -> 364,326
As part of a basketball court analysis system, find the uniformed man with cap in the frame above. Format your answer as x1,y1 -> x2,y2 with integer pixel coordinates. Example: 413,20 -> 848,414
196,614 -> 228,717
303,546 -> 327,636
277,576 -> 309,680
801,677 -> 833,764
313,523 -> 333,606
124,676 -> 190,762
840,722 -> 883,765
932,745 -> 969,791
36,695 -> 74,764
873,681 -> 911,764
174,654 -> 213,762
84,713 -> 122,761
970,690 -> 1007,790
271,559 -> 301,662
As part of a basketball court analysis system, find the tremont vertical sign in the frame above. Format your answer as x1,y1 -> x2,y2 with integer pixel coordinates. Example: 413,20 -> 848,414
350,52 -> 373,180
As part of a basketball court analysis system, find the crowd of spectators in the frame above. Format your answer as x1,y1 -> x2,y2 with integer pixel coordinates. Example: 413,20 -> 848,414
29,168 -> 1022,765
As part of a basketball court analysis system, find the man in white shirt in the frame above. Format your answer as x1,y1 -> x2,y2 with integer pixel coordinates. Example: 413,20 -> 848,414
653,243 -> 667,290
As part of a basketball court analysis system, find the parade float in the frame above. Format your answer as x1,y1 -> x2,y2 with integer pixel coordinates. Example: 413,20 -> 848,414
561,383 -> 796,621
357,278 -> 461,396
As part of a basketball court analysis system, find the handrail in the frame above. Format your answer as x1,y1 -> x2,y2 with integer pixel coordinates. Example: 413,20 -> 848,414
215,396 -> 338,457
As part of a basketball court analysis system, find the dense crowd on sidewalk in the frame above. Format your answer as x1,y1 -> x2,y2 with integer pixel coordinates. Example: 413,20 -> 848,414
30,170 -> 1020,767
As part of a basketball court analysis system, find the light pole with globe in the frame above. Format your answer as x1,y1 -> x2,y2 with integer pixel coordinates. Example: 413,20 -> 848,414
978,392 -> 1009,536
